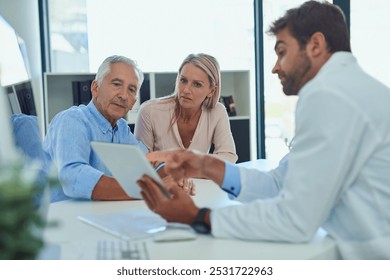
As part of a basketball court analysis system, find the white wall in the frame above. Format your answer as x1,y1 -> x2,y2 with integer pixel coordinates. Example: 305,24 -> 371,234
0,0 -> 44,135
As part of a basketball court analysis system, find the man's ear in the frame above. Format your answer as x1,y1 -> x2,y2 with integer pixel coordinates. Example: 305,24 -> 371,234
91,80 -> 99,97
307,32 -> 327,58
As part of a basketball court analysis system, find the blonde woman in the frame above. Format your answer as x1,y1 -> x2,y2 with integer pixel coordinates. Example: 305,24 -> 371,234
135,53 -> 238,163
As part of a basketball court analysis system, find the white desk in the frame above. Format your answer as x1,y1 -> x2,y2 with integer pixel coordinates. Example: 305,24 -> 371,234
43,160 -> 339,260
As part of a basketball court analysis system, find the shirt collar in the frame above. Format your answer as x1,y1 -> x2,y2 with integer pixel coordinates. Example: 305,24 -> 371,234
299,52 -> 356,95
87,100 -> 114,133
317,51 -> 356,77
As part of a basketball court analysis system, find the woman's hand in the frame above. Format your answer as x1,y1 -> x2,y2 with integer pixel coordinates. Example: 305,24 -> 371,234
162,175 -> 196,196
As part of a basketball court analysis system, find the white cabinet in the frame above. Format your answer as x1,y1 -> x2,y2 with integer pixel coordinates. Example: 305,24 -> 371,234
44,73 -> 95,129
44,71 -> 251,162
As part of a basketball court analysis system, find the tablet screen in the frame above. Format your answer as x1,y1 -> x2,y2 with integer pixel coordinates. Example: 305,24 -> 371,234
91,141 -> 169,199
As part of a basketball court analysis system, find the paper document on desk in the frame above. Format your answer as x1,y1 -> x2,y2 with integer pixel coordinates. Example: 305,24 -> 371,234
78,208 -> 167,240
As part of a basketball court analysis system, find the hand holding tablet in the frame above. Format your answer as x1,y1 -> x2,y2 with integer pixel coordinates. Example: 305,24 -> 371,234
91,142 -> 170,199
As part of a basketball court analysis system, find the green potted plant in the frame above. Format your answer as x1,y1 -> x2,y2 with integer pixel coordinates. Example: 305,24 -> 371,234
0,162 -> 48,259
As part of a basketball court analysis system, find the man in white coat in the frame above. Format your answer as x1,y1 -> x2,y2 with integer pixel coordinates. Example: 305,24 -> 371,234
137,1 -> 390,259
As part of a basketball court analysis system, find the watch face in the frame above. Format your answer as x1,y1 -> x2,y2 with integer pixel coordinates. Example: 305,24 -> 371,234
192,222 -> 211,234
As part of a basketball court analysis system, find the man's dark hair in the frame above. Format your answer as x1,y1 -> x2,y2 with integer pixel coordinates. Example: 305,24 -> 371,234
267,1 -> 351,53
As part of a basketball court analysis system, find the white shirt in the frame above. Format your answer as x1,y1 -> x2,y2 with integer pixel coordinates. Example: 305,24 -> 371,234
213,52 -> 390,259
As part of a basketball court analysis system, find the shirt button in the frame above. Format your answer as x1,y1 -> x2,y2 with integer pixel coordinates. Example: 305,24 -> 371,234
230,186 -> 235,191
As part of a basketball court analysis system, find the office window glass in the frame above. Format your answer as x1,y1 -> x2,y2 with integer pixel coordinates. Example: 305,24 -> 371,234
86,0 -> 254,73
351,0 -> 390,88
262,0 -> 307,162
48,0 -> 89,72
48,0 -> 254,73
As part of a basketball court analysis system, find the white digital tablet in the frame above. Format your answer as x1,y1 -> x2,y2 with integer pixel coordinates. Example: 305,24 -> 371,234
90,141 -> 169,199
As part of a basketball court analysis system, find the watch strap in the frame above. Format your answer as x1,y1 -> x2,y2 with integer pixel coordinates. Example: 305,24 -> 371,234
191,207 -> 211,234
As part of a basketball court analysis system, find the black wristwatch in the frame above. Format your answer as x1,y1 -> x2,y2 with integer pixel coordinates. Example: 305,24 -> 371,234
191,208 -> 211,234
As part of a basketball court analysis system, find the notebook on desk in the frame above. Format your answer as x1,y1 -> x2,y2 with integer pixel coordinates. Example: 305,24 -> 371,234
90,141 -> 169,199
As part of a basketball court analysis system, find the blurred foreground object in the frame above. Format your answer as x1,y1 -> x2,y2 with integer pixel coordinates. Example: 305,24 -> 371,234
0,163 -> 47,259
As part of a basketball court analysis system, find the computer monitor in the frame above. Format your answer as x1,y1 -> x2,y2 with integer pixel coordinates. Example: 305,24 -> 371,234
0,85 -> 19,165
0,15 -> 36,115
0,16 -> 52,257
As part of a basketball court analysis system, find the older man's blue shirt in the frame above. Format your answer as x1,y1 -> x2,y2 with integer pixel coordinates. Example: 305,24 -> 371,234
43,101 -> 147,201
